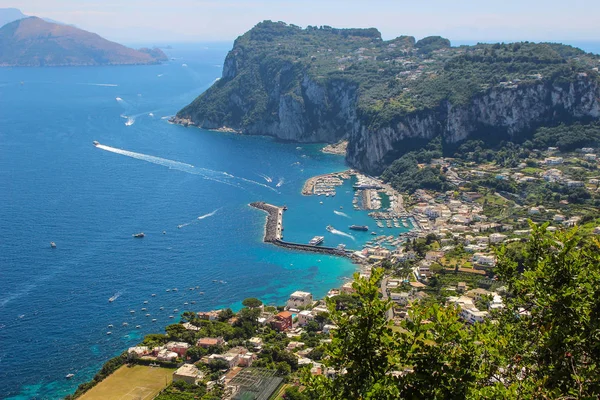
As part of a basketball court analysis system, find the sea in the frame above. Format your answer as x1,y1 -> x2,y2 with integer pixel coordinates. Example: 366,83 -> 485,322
0,43 -> 410,399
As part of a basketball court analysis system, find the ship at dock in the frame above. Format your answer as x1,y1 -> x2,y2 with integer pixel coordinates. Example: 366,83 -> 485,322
349,225 -> 369,231
309,236 -> 324,246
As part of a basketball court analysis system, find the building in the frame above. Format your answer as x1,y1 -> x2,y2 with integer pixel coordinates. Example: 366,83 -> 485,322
544,157 -> 564,165
584,153 -> 597,161
247,337 -> 263,350
157,348 -> 179,362
286,291 -> 313,309
489,233 -> 507,244
457,282 -> 467,293
390,292 -> 410,306
173,364 -> 204,385
472,253 -> 496,266
322,324 -> 338,334
197,310 -> 221,321
297,310 -> 315,326
127,346 -> 149,359
197,337 -> 225,348
460,308 -> 489,324
270,311 -> 293,332
166,342 -> 190,357
466,288 -> 492,302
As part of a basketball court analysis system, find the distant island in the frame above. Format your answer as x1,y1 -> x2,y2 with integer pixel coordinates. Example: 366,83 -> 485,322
173,20 -> 600,177
0,16 -> 168,67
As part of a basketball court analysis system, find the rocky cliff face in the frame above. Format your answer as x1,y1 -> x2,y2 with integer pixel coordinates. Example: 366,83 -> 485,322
174,21 -> 600,174
177,66 -> 600,173
349,77 -> 600,172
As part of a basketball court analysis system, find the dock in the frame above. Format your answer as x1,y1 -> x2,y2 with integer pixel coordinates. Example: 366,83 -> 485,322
249,202 -> 353,257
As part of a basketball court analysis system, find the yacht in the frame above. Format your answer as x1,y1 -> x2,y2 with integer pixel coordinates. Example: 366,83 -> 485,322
132,232 -> 145,238
93,141 -> 99,146
136,325 -> 141,328
66,374 -> 75,379
309,236 -> 324,246
326,225 -> 334,232
50,242 -> 57,248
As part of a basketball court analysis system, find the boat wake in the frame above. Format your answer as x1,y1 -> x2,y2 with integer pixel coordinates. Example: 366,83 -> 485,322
198,208 -> 220,220
328,227 -> 355,241
276,178 -> 284,187
257,173 -> 272,183
333,210 -> 350,218
95,144 -> 278,192
115,97 -> 124,102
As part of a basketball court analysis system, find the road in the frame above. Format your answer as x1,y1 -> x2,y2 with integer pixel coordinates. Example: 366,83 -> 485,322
380,276 -> 394,321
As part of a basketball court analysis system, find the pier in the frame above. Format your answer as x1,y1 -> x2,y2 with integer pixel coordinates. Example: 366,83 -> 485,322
249,202 -> 352,257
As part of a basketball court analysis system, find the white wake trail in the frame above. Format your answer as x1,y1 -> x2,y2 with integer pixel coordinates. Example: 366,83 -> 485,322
95,144 -> 258,191
329,228 -> 355,241
198,208 -> 220,220
334,210 -> 350,218
276,178 -> 284,187
78,83 -> 118,87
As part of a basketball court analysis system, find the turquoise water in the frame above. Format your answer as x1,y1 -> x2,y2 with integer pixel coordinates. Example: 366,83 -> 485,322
0,44 -> 407,399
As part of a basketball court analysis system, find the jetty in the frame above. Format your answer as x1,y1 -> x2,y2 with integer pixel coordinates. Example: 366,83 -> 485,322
249,202 -> 352,257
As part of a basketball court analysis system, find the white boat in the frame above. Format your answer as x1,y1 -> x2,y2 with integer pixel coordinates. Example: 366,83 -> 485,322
66,373 -> 75,379
106,331 -> 112,335
50,242 -> 57,248
143,301 -> 148,304
141,308 -> 147,311
122,322 -> 128,326
108,324 -> 113,328
136,325 -> 141,328
145,313 -> 150,317
169,315 -> 174,319
93,141 -> 99,146
152,319 -> 157,322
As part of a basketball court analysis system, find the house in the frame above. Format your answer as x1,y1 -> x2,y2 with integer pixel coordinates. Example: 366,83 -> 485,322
542,169 -> 563,182
462,192 -> 483,202
584,153 -> 597,161
182,322 -> 200,331
460,308 -> 489,324
157,348 -> 179,362
489,233 -> 507,244
166,342 -> 190,357
247,337 -> 263,350
127,346 -> 149,359
286,291 -> 313,309
238,352 -> 256,367
208,353 -> 239,369
341,281 -> 356,294
553,214 -> 565,222
173,364 -> 204,385
466,288 -> 492,302
594,227 -> 600,235
322,324 -> 338,334
197,337 -> 225,348
457,282 -> 467,293
197,310 -> 221,321
544,157 -> 564,165
390,292 -> 410,306
472,253 -> 495,266
270,311 -> 293,332
528,207 -> 541,215
565,180 -> 584,188
425,251 -> 444,261
297,310 -> 315,326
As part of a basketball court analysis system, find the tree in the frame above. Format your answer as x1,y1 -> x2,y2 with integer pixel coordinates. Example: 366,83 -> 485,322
217,308 -> 234,322
242,297 -> 263,308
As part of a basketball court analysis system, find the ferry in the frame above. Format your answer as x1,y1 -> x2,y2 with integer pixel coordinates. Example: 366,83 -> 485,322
50,242 -> 57,248
309,236 -> 324,246
93,141 -> 99,146
349,225 -> 369,231
132,232 -> 145,238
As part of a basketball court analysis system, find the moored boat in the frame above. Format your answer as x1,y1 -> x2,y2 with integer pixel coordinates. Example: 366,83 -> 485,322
349,225 -> 369,231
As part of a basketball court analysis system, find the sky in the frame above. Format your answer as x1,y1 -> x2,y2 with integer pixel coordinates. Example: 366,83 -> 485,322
3,0 -> 600,45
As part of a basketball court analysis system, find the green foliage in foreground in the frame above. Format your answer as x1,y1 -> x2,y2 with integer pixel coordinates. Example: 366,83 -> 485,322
303,225 -> 600,399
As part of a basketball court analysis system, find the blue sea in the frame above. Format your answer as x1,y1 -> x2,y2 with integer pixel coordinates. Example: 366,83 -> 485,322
0,44 -> 409,399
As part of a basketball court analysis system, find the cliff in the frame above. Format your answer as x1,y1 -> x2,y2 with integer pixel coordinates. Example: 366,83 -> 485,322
0,17 -> 167,67
175,21 -> 600,174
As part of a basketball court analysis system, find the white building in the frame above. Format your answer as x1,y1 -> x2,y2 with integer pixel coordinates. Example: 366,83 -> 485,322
489,233 -> 507,244
297,310 -> 315,326
390,292 -> 410,306
460,308 -> 489,324
286,291 -> 313,309
544,157 -> 564,165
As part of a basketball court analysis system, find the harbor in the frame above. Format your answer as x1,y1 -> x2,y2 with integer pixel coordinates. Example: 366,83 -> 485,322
249,202 -> 354,257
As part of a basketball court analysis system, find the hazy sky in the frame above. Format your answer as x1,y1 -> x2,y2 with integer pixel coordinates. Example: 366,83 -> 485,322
5,0 -> 600,44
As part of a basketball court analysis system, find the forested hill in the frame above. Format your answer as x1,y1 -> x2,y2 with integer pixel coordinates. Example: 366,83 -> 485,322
0,17 -> 168,67
175,21 -> 600,174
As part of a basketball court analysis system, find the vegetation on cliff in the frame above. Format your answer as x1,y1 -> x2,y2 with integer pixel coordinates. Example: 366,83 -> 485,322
177,20 -> 599,132
303,225 -> 600,399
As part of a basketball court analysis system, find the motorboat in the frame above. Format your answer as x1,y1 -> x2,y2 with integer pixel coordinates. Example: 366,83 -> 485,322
50,242 -> 57,248
132,232 -> 145,238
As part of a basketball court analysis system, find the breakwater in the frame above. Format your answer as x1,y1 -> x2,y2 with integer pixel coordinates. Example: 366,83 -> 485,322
249,202 -> 352,257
